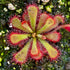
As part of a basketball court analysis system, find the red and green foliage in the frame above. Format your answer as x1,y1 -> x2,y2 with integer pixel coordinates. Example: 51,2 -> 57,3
6,4 -> 70,65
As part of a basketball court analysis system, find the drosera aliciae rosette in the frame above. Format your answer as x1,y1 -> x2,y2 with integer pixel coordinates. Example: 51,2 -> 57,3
6,4 -> 70,65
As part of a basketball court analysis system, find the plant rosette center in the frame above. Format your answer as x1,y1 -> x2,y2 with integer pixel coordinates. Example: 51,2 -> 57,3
6,4 -> 70,65
32,33 -> 36,38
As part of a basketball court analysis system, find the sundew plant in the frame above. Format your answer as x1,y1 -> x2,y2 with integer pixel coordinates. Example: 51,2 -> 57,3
6,4 -> 70,64
0,0 -> 70,70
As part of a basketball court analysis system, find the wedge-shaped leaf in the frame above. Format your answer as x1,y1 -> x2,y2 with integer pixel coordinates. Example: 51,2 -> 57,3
43,15 -> 64,32
39,39 -> 59,60
30,38 -> 43,60
27,5 -> 38,31
30,38 -> 39,56
45,32 -> 61,43
22,21 -> 33,33
37,13 -> 49,30
11,16 -> 30,32
9,32 -> 30,45
54,15 -> 64,24
52,24 -> 70,32
37,17 -> 54,33
13,39 -> 32,64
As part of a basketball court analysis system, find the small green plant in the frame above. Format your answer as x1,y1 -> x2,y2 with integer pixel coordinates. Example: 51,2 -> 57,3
6,4 -> 70,65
